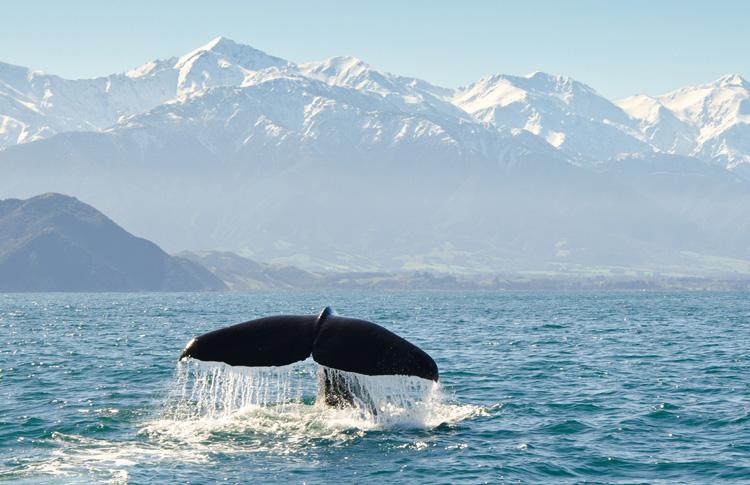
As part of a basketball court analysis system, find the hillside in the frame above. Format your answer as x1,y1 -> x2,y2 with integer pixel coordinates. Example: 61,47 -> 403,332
0,193 -> 226,291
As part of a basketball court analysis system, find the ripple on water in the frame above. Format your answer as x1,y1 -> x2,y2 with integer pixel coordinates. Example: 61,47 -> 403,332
2,291 -> 750,483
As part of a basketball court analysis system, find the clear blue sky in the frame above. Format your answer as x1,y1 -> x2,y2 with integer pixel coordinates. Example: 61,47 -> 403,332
1,0 -> 748,99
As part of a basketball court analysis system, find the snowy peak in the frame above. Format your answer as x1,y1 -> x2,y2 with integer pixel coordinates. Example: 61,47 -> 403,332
617,94 -> 697,154
190,35 -> 238,56
175,36 -> 289,72
457,72 -> 595,103
659,74 -> 750,123
619,73 -> 750,166
456,71 -> 626,122
715,73 -> 748,88
299,55 -> 410,97
299,56 -> 369,81
454,71 -> 646,158
174,36 -> 291,96
299,55 -> 463,119
452,74 -> 527,112
520,71 -> 595,97
127,37 -> 290,83
0,37 -> 298,150
301,56 -> 418,94
125,57 -> 178,78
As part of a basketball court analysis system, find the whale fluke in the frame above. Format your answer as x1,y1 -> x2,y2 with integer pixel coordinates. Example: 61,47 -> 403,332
312,314 -> 438,381
179,315 -> 316,368
179,307 -> 438,382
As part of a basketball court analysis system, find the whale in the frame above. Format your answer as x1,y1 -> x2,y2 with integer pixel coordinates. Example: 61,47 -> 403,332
179,307 -> 438,408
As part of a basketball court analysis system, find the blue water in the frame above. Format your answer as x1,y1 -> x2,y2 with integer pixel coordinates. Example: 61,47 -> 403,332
1,292 -> 749,484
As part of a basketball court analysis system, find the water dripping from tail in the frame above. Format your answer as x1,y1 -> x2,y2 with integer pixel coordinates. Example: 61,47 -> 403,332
316,366 -> 440,425
157,359 -> 473,432
164,359 -> 313,420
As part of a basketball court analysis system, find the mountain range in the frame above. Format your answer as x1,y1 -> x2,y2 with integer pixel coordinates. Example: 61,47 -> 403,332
2,37 -> 750,274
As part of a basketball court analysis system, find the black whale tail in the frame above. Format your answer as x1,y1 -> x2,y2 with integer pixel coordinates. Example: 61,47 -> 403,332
179,307 -> 438,382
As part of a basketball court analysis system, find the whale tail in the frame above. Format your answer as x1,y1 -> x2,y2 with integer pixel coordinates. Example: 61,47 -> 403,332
179,307 -> 438,407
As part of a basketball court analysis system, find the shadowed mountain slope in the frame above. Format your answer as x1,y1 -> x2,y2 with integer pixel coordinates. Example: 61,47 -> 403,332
0,193 -> 226,291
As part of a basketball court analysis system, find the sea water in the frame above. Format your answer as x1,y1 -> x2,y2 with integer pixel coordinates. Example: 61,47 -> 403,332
0,291 -> 749,483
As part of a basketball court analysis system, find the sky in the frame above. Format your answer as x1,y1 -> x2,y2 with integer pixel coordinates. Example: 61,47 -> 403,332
1,0 -> 748,99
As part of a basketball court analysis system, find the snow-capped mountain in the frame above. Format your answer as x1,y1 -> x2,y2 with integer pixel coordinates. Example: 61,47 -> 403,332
112,67 -> 562,169
453,72 -> 650,162
0,59 -> 174,149
2,37 -> 750,274
618,74 -> 750,172
171,36 -> 290,96
3,36 -> 750,171
0,37 -> 289,149
298,56 -> 465,119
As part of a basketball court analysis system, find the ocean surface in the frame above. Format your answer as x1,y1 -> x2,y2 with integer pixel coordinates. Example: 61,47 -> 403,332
1,291 -> 749,484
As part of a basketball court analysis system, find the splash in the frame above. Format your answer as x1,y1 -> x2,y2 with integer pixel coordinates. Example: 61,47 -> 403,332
149,359 -> 481,437
6,360 -> 484,482
166,359 -> 309,419
317,366 -> 441,426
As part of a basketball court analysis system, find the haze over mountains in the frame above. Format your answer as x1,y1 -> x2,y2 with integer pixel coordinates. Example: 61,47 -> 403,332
2,37 -> 750,275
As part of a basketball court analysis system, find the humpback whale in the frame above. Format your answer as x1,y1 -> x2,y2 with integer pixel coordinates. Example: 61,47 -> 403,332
179,307 -> 438,408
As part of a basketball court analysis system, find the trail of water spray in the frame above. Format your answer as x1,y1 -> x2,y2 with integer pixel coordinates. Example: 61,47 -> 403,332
167,360 -> 310,419
317,367 -> 439,424
162,359 -> 481,432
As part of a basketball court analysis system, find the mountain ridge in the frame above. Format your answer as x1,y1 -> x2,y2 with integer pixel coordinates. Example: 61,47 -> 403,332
3,39 -> 750,274
2,36 -> 749,171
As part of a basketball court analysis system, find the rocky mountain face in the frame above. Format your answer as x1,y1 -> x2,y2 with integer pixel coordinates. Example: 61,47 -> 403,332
0,193 -> 226,291
2,37 -> 750,274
